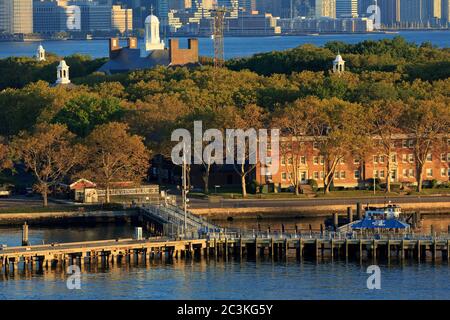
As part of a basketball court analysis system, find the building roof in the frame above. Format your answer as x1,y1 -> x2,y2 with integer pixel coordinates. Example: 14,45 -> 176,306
98,48 -> 171,74
145,14 -> 159,24
334,54 -> 344,62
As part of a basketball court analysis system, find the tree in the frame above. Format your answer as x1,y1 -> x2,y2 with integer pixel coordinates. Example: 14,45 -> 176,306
12,123 -> 85,206
400,98 -> 450,192
0,137 -> 13,173
53,93 -> 123,137
271,100 -> 310,195
82,122 -> 150,203
224,104 -> 265,198
369,100 -> 405,192
124,94 -> 189,185
306,98 -> 369,193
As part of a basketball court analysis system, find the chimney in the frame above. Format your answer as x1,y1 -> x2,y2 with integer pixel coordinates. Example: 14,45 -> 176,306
127,37 -> 137,49
109,37 -> 121,58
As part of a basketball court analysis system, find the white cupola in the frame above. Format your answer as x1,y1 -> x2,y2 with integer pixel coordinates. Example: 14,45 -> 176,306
55,60 -> 71,85
143,9 -> 165,55
36,44 -> 46,61
332,52 -> 345,73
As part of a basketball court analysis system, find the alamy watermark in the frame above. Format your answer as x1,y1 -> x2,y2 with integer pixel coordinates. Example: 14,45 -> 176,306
366,265 -> 381,290
171,121 -> 280,175
66,265 -> 81,290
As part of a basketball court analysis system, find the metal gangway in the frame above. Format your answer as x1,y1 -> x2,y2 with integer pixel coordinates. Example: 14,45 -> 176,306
140,203 -> 220,235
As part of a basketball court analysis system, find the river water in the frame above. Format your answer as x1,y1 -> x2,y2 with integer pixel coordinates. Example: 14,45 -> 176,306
0,31 -> 448,60
0,216 -> 449,300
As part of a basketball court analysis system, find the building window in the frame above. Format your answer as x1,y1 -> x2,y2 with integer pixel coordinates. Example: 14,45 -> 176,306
281,156 -> 286,165
402,154 -> 407,163
320,171 -> 324,179
402,140 -> 407,148
391,154 -> 397,163
288,157 -> 293,165
408,139 -> 414,148
402,169 -> 408,178
373,155 -> 378,164
354,170 -> 360,179
340,158 -> 345,165
313,141 -> 319,150
409,169 -> 414,177
320,156 -> 324,165
373,170 -> 378,178
448,153 -> 450,162
354,158 -> 360,164
426,168 -> 433,177
426,153 -> 432,162
380,170 -> 385,178
300,156 -> 306,165
379,156 -> 385,164
313,171 -> 319,179
408,154 -> 414,163
281,172 -> 287,180
441,168 -> 447,177
340,171 -> 346,179
313,156 -> 318,165
301,172 -> 307,181
441,153 -> 446,162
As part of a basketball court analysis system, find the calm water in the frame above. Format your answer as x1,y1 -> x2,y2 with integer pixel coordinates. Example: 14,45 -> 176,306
0,31 -> 449,59
0,221 -> 449,300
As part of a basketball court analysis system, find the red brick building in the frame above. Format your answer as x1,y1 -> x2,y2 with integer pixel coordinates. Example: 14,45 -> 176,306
255,134 -> 450,190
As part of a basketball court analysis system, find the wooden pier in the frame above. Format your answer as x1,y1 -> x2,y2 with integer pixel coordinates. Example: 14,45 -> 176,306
1,232 -> 450,273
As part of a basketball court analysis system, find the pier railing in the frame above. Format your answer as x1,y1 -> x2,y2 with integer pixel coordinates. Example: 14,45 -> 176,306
204,230 -> 450,241
139,203 -> 220,235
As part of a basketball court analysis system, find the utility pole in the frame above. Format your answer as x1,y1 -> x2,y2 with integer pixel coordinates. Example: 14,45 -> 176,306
182,144 -> 188,235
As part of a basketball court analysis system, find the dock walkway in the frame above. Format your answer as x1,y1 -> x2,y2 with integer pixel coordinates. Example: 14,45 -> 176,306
1,231 -> 449,272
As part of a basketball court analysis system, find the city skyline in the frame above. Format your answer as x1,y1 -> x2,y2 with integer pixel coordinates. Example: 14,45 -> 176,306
0,0 -> 449,36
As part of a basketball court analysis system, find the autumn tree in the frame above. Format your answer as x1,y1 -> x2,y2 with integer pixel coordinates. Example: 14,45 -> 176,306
224,104 -> 266,198
307,98 -> 370,193
12,123 -> 86,206
271,100 -> 310,195
400,98 -> 450,192
124,94 -> 189,185
82,122 -> 150,203
0,137 -> 13,173
369,100 -> 405,192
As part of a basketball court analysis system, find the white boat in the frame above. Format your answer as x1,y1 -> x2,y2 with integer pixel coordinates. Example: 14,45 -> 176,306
364,203 -> 401,220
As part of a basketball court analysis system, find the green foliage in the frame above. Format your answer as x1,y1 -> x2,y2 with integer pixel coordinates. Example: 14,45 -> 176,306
53,93 -> 123,137
0,53 -> 107,90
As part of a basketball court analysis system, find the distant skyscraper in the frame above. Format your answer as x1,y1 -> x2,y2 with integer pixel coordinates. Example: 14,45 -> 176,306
0,0 -> 33,34
336,0 -> 358,17
238,0 -> 256,12
157,0 -> 169,25
111,5 -> 133,33
315,0 -> 336,18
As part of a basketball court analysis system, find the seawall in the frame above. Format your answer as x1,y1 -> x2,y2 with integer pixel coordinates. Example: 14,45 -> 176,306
191,202 -> 450,220
0,210 -> 139,226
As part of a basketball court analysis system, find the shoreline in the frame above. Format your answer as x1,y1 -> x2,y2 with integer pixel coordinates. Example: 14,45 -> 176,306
192,202 -> 450,220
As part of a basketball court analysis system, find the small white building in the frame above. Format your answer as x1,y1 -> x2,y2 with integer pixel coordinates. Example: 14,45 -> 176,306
36,44 -> 45,61
55,60 -> 71,85
333,53 -> 345,73
143,13 -> 165,56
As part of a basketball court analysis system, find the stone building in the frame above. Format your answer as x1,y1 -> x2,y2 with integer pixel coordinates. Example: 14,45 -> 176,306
98,13 -> 199,74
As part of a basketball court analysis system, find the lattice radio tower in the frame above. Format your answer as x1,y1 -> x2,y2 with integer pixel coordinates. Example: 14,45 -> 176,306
211,6 -> 227,68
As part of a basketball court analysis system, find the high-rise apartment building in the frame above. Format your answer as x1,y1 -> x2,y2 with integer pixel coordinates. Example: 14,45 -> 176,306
315,0 -> 336,18
111,4 -> 132,32
0,0 -> 33,34
336,0 -> 358,17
